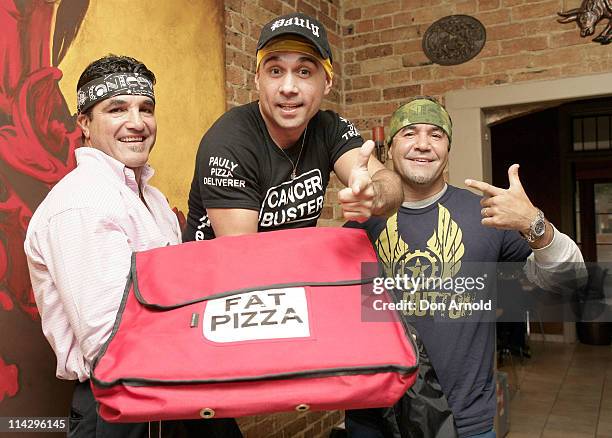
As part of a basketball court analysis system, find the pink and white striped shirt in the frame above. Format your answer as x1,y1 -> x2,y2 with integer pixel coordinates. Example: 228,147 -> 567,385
25,147 -> 181,381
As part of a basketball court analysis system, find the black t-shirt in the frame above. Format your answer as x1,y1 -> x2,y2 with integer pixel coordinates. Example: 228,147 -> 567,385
183,102 -> 362,241
347,185 -> 531,437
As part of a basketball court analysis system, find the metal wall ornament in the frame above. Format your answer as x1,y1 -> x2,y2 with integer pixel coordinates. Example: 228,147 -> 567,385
422,15 -> 486,66
557,0 -> 612,45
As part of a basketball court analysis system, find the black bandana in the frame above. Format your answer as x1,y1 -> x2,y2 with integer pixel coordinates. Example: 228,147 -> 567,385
77,72 -> 155,114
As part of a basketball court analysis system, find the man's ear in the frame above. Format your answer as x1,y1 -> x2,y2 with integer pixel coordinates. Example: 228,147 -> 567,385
254,71 -> 260,92
323,75 -> 332,96
77,113 -> 90,143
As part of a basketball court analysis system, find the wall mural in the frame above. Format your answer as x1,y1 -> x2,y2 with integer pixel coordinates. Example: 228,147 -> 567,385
0,0 -> 225,419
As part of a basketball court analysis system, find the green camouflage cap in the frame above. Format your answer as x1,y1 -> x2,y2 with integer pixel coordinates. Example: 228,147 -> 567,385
386,98 -> 452,146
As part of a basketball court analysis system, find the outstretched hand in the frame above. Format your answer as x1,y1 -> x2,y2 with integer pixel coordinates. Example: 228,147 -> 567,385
338,140 -> 377,222
465,164 -> 538,232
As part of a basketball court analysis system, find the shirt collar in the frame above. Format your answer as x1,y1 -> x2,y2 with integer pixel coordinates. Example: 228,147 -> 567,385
402,184 -> 448,209
75,147 -> 155,194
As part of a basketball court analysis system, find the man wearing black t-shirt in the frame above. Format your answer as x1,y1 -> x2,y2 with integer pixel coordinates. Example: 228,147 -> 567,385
345,97 -> 585,438
183,12 -> 402,241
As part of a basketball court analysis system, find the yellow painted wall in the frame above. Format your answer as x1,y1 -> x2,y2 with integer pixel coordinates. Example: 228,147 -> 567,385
58,0 -> 226,215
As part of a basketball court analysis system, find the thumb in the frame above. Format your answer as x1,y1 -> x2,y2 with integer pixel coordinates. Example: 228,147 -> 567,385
354,140 -> 375,171
508,164 -> 523,190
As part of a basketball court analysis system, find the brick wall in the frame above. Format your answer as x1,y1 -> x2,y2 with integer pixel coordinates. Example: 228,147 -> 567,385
341,0 -> 612,130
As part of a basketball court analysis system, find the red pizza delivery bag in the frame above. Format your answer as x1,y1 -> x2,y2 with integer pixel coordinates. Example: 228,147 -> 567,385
91,227 -> 418,422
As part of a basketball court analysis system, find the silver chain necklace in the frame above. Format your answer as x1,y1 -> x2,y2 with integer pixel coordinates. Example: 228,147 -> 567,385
277,127 -> 307,180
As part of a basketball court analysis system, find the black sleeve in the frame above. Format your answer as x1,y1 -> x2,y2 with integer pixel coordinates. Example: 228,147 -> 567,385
322,111 -> 364,168
195,113 -> 262,211
500,229 -> 532,262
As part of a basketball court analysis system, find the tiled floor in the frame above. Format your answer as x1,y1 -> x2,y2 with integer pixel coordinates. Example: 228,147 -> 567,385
499,341 -> 612,438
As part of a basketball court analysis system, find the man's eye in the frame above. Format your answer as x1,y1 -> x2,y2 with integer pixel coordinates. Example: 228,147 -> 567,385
270,67 -> 281,75
298,68 -> 311,77
432,133 -> 442,139
109,107 -> 124,113
141,107 -> 154,114
403,131 -> 415,137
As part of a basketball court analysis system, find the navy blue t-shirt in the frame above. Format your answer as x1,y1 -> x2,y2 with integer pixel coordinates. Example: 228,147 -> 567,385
349,185 -> 531,437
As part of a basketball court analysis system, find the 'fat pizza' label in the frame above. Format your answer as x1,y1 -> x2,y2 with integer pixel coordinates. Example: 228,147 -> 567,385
202,288 -> 310,343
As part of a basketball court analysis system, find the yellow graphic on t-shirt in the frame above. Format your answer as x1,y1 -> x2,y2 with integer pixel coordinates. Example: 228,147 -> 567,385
375,204 -> 473,319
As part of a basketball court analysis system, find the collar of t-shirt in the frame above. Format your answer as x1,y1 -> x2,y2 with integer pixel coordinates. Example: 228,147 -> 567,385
75,147 -> 155,196
401,184 -> 448,209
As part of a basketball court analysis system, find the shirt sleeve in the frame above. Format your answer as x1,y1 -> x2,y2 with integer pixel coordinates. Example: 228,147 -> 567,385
523,224 -> 587,293
194,123 -> 262,211
30,208 -> 133,368
325,111 -> 364,167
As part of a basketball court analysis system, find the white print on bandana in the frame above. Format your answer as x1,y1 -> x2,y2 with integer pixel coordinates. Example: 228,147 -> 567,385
339,116 -> 360,141
202,287 -> 310,343
270,17 -> 320,38
202,155 -> 246,188
259,169 -> 324,228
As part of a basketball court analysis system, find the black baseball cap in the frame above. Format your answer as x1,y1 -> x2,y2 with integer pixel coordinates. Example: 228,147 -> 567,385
257,13 -> 333,63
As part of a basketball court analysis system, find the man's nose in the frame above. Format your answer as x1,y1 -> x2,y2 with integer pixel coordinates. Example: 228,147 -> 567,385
126,108 -> 145,130
414,132 -> 431,150
279,74 -> 298,95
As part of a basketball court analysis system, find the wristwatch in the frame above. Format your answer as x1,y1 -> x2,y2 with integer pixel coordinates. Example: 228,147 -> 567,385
520,208 -> 546,243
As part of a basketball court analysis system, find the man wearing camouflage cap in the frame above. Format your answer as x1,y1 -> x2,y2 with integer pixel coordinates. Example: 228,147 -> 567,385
346,97 -> 584,437
183,12 -> 402,242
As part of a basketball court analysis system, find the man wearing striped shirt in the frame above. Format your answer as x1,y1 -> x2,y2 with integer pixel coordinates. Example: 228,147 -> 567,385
24,55 -> 239,437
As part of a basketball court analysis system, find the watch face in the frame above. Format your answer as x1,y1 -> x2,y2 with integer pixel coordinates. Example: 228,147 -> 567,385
534,219 -> 546,236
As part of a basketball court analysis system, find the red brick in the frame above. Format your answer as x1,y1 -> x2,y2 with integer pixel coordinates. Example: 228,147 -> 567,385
534,48 -> 583,68
524,16 -> 559,35
370,69 -> 413,86
362,102 -> 400,117
548,30 -> 588,48
243,2 -> 275,25
394,39 -> 422,54
500,35 -> 549,54
511,66 -> 562,82
383,84 -> 422,100
478,0 -> 500,10
380,26 -> 420,43
225,30 -> 243,50
421,79 -> 466,95
345,7 -> 362,20
353,75 -> 372,89
465,73 -> 510,88
482,54 -> 534,73
411,66 -> 433,81
345,32 -> 382,49
355,44 -> 393,61
373,16 -> 393,30
502,0 -> 523,5
393,11 -> 416,27
402,51 -> 432,67
226,64 -> 245,86
512,0 -> 561,21
296,0 -> 317,16
225,0 -> 243,12
258,0 -> 283,15
477,8 -> 511,25
230,11 -> 249,34
345,89 -> 382,104
363,1 -> 397,17
456,0 -> 478,13
449,61 -> 483,76
401,0 -> 442,8
345,63 -> 362,75
356,19 -> 373,33
487,23 -> 526,40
